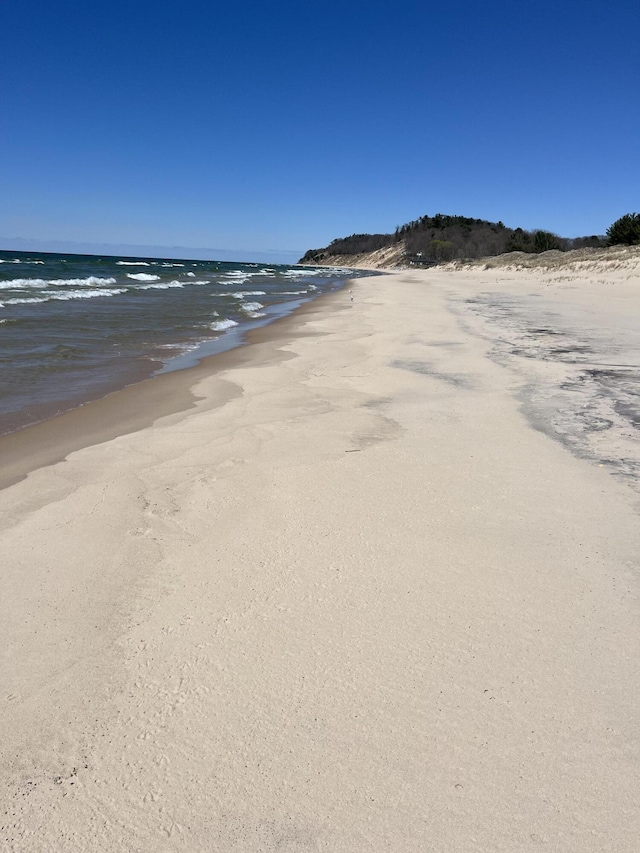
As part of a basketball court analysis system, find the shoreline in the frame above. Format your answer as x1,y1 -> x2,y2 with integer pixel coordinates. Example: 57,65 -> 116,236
0,249 -> 372,441
2,266 -> 640,850
0,287 -> 351,490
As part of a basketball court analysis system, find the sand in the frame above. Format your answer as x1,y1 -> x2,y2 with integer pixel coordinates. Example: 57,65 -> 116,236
2,263 -> 640,851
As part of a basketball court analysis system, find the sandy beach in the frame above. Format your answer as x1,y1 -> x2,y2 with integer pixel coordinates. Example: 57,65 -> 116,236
2,261 -> 640,851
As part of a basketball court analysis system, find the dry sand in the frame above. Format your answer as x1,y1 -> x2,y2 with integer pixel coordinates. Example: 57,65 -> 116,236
2,263 -> 640,851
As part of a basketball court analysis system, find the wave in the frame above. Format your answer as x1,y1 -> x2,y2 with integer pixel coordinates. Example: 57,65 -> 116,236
56,276 -> 118,287
157,341 -> 198,350
281,268 -> 324,277
223,290 -> 267,298
210,318 -> 238,331
239,301 -> 264,313
0,276 -> 117,289
160,263 -> 185,267
126,273 -> 161,282
223,269 -> 275,279
221,276 -> 249,286
116,260 -> 151,266
282,267 -> 350,277
4,288 -> 126,305
138,281 -> 186,290
56,288 -> 127,300
222,271 -> 256,279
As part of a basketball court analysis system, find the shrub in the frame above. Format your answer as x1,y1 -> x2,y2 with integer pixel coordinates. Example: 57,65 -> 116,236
606,213 -> 640,246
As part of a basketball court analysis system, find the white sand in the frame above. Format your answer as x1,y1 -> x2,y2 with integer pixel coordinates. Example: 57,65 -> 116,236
2,266 -> 640,851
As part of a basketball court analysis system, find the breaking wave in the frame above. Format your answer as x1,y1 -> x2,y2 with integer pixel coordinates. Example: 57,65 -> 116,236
0,276 -> 117,289
210,318 -> 239,331
126,273 -> 161,282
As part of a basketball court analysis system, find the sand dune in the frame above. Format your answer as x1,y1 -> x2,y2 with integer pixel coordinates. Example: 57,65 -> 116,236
2,264 -> 640,851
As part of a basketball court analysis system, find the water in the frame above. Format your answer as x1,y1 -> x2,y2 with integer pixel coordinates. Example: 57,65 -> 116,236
0,249 -> 369,434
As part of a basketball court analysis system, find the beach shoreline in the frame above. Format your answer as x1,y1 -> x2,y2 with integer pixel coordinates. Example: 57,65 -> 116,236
0,287 -> 352,490
0,249 -> 369,442
2,265 -> 640,851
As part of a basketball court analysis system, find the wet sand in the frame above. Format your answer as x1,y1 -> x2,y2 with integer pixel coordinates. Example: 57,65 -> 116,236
0,292 -> 343,490
2,263 -> 640,851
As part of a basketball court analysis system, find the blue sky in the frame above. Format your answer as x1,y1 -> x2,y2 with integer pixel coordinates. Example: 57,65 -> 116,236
2,0 -> 638,262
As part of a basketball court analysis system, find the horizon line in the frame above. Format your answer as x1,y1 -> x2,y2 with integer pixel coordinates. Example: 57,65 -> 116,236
0,237 -> 304,264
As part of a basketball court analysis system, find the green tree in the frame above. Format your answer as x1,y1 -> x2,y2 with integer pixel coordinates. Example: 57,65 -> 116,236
533,230 -> 561,252
428,239 -> 456,261
606,213 -> 640,246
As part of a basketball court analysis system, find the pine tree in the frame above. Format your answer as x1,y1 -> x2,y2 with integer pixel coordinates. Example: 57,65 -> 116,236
606,213 -> 640,246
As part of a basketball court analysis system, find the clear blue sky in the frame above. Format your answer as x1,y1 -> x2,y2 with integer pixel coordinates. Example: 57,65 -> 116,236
2,0 -> 638,262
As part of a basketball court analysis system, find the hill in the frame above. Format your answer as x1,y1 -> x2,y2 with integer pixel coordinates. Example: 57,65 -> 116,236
299,213 -> 606,268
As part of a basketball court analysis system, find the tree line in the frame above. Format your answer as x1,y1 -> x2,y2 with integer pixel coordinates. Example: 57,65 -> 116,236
299,212 -> 639,264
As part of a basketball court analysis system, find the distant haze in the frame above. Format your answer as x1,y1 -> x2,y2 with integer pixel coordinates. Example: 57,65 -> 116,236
0,237 -> 303,266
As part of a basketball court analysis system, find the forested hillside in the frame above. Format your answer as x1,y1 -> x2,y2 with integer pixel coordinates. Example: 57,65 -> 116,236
300,214 -> 606,265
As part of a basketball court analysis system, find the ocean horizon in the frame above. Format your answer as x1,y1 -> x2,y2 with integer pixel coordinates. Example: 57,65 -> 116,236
0,238 -> 304,266
0,248 -> 370,435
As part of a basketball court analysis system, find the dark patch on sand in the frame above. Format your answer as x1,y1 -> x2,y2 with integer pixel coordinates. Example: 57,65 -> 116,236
362,396 -> 393,409
391,359 -> 473,389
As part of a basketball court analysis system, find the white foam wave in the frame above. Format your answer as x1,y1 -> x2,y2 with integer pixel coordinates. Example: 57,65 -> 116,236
0,276 -> 117,289
52,288 -> 127,301
223,271 -> 256,279
127,273 -> 161,282
280,290 -> 307,295
282,269 -> 312,277
161,263 -> 185,267
282,267 -> 345,277
5,288 -> 126,305
223,290 -> 267,298
0,280 -> 33,290
210,318 -> 238,331
138,281 -> 185,290
240,301 -> 264,313
117,260 -> 150,266
54,276 -> 118,287
186,272 -> 196,277
221,276 -> 249,286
